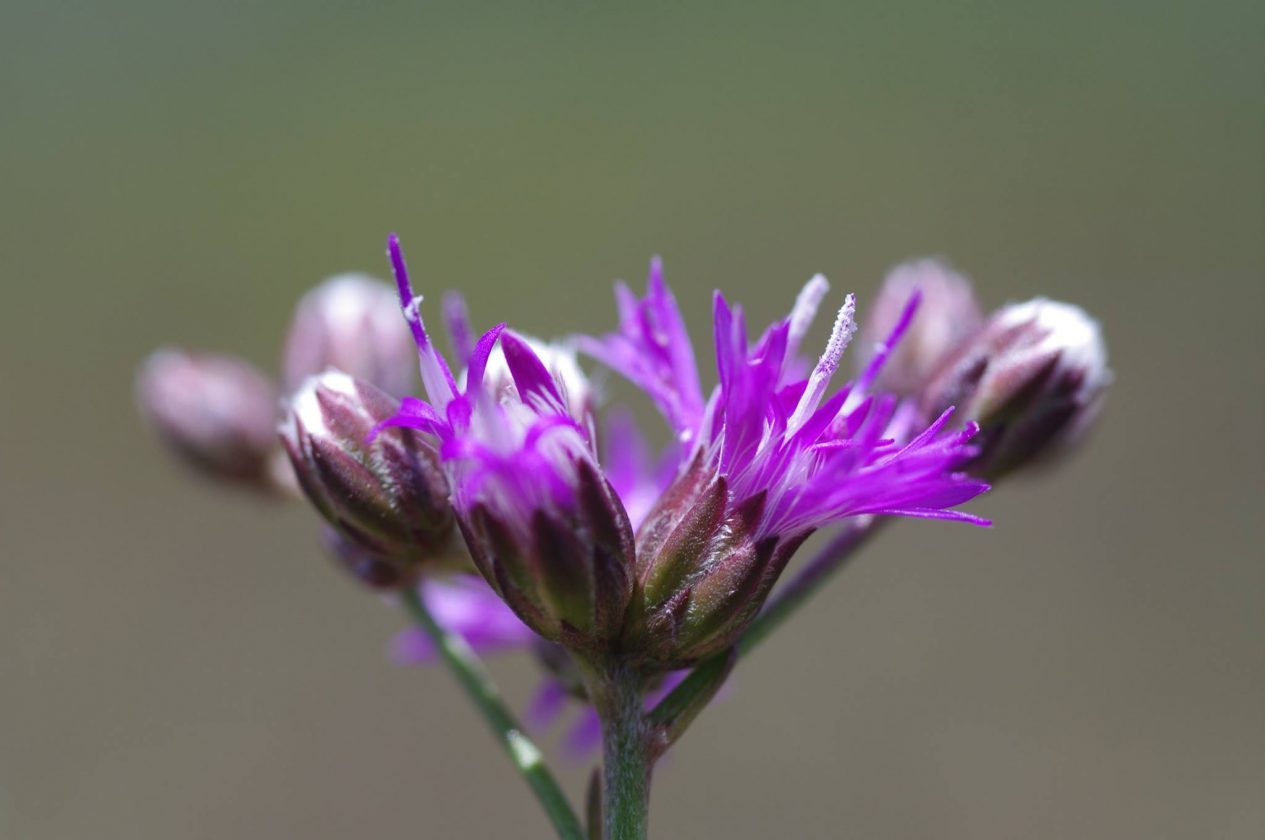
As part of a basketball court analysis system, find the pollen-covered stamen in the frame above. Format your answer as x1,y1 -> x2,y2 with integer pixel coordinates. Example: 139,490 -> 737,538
786,294 -> 856,434
387,234 -> 459,409
786,274 -> 830,361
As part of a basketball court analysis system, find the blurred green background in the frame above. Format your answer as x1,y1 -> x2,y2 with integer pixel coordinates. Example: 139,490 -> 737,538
2,1 -> 1262,837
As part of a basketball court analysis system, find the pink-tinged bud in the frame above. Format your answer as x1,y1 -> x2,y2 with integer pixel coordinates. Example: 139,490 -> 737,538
857,258 -> 984,395
922,298 -> 1111,479
621,455 -> 807,667
136,349 -> 280,489
281,372 -> 456,583
460,459 -> 636,655
281,274 -> 417,397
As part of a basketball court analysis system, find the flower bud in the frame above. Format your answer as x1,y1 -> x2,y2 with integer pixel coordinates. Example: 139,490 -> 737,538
281,274 -> 417,397
281,371 -> 456,581
460,459 -> 636,655
136,349 -> 280,489
922,298 -> 1111,479
857,258 -> 984,395
621,456 -> 806,667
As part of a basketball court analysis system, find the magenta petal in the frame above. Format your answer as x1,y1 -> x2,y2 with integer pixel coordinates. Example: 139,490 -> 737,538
368,396 -> 446,442
564,709 -> 604,757
391,576 -> 536,664
579,261 -> 705,437
526,680 -> 570,732
389,627 -> 434,664
855,289 -> 922,394
500,330 -> 565,407
386,235 -> 460,405
441,292 -> 476,368
465,324 -> 507,395
584,272 -> 988,543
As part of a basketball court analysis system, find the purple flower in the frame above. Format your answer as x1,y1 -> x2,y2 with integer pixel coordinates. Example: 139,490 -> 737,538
584,262 -> 990,536
586,261 -> 991,664
373,235 -> 634,653
377,236 -> 988,666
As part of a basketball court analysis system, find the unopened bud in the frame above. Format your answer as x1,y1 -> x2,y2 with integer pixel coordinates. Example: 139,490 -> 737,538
923,298 -> 1111,479
622,455 -> 805,667
281,371 -> 456,581
282,274 -> 417,397
137,349 -> 280,489
857,258 -> 984,395
461,459 -> 635,654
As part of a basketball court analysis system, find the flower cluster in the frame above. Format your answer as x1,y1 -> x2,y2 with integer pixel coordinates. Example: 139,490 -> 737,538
137,235 -> 1110,838
138,236 -> 1109,747
374,236 -> 995,668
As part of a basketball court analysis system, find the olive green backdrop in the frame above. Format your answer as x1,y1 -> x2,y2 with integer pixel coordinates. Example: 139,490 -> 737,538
2,1 -> 1262,838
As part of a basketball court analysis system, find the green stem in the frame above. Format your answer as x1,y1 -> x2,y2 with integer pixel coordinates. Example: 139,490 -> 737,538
399,588 -> 585,840
596,661 -> 652,840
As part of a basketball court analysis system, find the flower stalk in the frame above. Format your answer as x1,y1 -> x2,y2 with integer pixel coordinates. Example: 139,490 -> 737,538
398,588 -> 585,840
593,661 -> 653,840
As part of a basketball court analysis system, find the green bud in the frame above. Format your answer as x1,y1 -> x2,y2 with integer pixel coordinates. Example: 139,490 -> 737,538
622,455 -> 806,668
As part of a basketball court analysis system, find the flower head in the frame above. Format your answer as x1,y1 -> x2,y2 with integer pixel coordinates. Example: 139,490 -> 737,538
374,236 -> 634,653
584,262 -> 990,664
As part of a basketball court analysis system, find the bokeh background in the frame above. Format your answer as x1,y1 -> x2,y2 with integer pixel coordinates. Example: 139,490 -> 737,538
2,2 -> 1262,838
